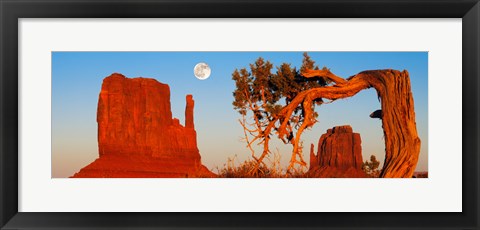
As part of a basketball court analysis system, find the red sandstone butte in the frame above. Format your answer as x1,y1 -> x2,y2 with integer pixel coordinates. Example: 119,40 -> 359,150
71,73 -> 215,178
308,125 -> 366,178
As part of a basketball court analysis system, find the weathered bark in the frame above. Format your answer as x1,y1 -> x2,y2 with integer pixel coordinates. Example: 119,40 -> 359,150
366,70 -> 421,177
257,69 -> 421,178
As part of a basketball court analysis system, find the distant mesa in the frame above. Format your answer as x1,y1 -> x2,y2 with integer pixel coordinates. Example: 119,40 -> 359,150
412,171 -> 428,178
308,125 -> 366,178
71,73 -> 215,178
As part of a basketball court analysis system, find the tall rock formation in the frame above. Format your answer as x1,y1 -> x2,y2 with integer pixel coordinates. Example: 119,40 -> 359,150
71,73 -> 215,178
308,125 -> 366,178
185,95 -> 195,129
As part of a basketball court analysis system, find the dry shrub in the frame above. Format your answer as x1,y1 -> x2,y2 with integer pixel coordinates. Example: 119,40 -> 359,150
216,152 -> 307,178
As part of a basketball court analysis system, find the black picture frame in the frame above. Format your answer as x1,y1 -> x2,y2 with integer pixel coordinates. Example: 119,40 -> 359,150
1,0 -> 478,229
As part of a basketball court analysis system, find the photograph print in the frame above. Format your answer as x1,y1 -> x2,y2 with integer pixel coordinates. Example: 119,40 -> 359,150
52,52 -> 428,178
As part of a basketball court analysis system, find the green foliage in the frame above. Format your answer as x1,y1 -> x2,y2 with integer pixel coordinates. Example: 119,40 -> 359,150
362,155 -> 381,177
232,68 -> 251,115
232,52 -> 328,133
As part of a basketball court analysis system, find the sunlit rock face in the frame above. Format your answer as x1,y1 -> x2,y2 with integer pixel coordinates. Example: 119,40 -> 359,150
308,125 -> 366,178
71,73 -> 214,178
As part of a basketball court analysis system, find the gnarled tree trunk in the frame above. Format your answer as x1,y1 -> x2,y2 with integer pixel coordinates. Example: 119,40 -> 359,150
367,70 -> 421,177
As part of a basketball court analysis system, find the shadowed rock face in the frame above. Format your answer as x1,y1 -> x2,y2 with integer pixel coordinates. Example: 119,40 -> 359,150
71,73 -> 214,178
308,125 -> 366,178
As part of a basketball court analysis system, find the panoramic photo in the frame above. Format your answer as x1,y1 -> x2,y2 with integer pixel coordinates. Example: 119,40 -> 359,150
52,52 -> 428,178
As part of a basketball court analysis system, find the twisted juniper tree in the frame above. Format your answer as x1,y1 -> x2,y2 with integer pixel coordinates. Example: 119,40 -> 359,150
232,53 -> 421,177
232,53 -> 328,171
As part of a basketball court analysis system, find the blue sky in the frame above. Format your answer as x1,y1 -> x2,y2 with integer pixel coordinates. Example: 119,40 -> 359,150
52,52 -> 428,178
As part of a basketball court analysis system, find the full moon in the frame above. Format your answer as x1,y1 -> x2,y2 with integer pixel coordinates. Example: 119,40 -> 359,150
193,62 -> 211,80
